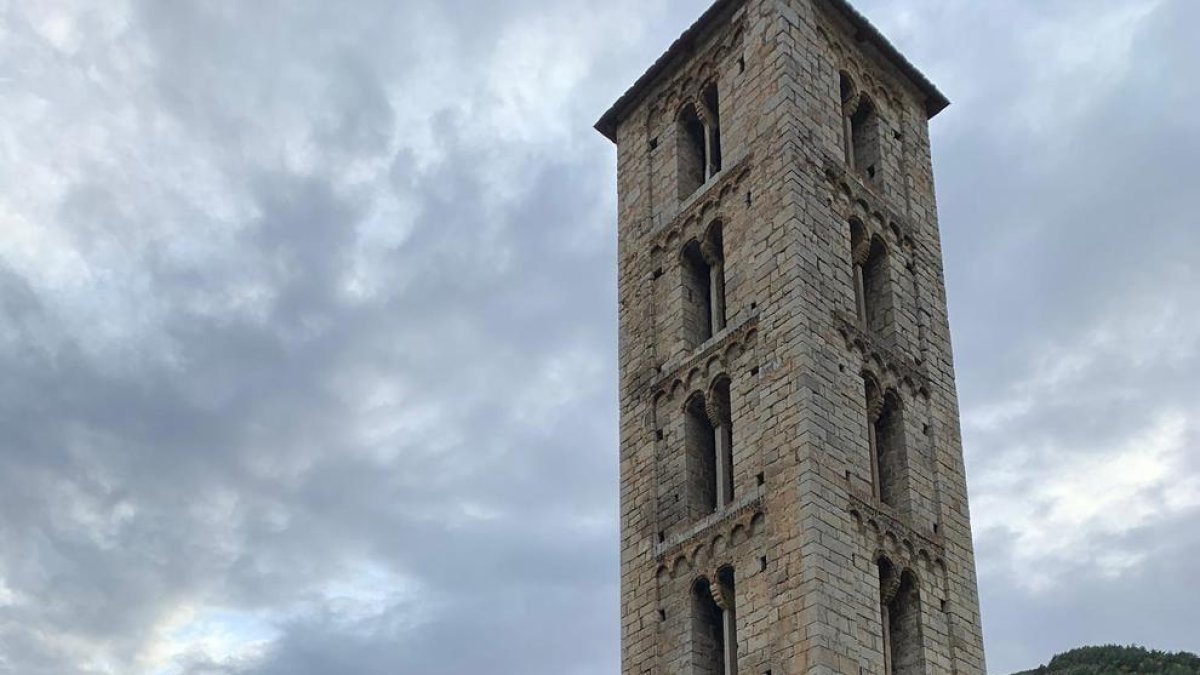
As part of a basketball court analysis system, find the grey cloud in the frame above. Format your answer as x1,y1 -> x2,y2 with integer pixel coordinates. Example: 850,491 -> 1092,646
1,0 -> 1197,674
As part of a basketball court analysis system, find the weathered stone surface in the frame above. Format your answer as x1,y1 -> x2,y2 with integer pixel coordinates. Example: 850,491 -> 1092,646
598,1 -> 986,673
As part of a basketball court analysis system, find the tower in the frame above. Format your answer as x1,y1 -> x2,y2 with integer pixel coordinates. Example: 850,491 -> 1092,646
595,1 -> 986,674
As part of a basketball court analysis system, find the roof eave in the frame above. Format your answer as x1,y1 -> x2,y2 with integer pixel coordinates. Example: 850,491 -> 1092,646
594,0 -> 949,144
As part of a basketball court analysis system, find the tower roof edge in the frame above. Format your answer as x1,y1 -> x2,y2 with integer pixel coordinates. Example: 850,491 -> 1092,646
594,0 -> 949,143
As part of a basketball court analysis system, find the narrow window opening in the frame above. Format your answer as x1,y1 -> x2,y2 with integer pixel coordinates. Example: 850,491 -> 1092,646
874,390 -> 905,509
685,393 -> 718,516
849,224 -> 892,337
839,71 -> 857,167
850,96 -> 881,182
693,576 -> 732,675
862,237 -> 889,333
702,84 -> 723,178
866,377 -> 906,509
710,377 -> 735,508
706,224 -> 727,336
849,219 -> 868,324
879,560 -> 924,675
681,241 -> 713,348
677,104 -> 707,198
677,84 -> 724,199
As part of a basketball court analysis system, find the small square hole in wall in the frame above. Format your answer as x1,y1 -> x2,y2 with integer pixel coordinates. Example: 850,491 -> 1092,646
759,556 -> 767,572
940,599 -> 948,612
655,429 -> 664,441
765,670 -> 773,675
652,267 -> 664,280
749,366 -> 760,377
756,472 -> 765,486
745,191 -> 752,207
649,137 -> 659,151
658,609 -> 667,622
838,363 -> 846,373
922,423 -> 931,436
893,129 -> 903,140
674,493 -> 680,503
867,165 -> 876,179
933,523 -> 940,534
750,302 -> 757,310
738,56 -> 746,73
844,469 -> 852,481
657,531 -> 665,543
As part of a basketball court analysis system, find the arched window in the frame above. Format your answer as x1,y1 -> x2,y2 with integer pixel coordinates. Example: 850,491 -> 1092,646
692,569 -> 738,675
710,376 -> 734,507
839,71 -> 882,182
685,379 -> 735,518
681,224 -> 727,349
685,392 -> 717,515
864,376 -> 905,509
851,95 -> 881,181
702,83 -> 723,177
682,240 -> 714,347
677,84 -> 724,199
874,389 -> 905,508
839,71 -> 857,166
879,559 -> 924,675
678,103 -> 707,198
849,222 -> 891,336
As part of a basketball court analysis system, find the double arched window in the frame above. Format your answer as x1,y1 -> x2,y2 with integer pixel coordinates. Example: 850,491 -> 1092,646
693,567 -> 738,675
878,558 -> 924,675
864,375 -> 905,508
682,223 -> 727,349
678,83 -> 724,198
839,71 -> 882,182
849,219 -> 893,337
685,377 -> 734,517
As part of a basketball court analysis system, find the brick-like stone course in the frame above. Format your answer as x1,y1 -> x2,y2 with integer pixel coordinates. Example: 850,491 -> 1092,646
600,1 -> 986,673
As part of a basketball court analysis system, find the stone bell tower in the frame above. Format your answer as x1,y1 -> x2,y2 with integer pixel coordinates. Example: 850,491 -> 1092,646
596,0 -> 987,674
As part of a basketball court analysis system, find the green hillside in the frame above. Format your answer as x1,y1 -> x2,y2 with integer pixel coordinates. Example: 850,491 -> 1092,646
1014,645 -> 1200,675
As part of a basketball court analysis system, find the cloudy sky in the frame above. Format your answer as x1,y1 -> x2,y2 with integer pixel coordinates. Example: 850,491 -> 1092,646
0,0 -> 1197,673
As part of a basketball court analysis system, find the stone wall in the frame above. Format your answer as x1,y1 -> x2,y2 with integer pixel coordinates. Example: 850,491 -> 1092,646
606,1 -> 986,673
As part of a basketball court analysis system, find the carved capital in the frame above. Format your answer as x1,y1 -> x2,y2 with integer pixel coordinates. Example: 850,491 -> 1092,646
866,384 -> 884,422
852,239 -> 872,267
842,92 -> 861,116
705,385 -> 731,427
708,575 -> 731,610
700,391 -> 729,422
